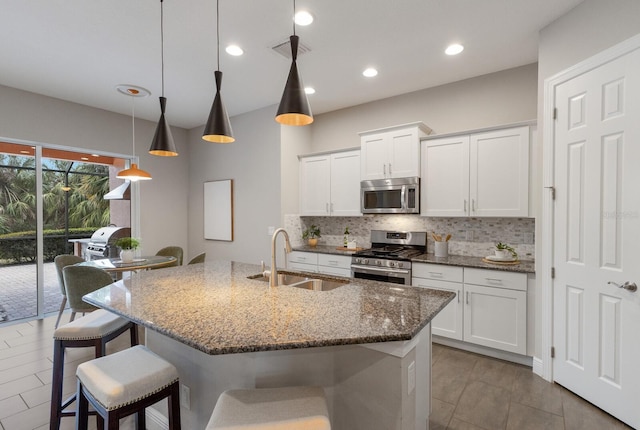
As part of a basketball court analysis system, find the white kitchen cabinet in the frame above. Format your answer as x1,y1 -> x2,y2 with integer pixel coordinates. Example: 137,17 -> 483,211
412,263 -> 463,340
299,150 -> 361,216
421,125 -> 530,217
360,123 -> 431,181
287,251 -> 351,277
412,263 -> 527,355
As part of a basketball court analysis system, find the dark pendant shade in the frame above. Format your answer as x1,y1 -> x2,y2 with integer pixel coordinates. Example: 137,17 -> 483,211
149,97 -> 178,156
203,71 -> 235,143
276,35 -> 313,126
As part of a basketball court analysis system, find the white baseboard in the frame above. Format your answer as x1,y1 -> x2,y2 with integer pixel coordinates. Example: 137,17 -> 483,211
145,407 -> 169,430
532,356 -> 544,377
433,336 -> 533,367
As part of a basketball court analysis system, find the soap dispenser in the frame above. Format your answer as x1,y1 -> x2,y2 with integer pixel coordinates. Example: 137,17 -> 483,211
343,227 -> 350,248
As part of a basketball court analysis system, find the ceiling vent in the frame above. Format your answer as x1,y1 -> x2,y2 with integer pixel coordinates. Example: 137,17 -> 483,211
271,38 -> 311,60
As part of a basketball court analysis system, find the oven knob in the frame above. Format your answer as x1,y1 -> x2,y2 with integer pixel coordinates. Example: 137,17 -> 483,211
363,259 -> 369,265
397,262 -> 403,268
376,260 -> 381,266
389,261 -> 396,267
354,258 -> 360,264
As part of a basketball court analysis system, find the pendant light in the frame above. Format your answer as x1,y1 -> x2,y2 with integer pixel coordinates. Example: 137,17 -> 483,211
117,86 -> 152,181
149,0 -> 178,156
202,0 -> 234,143
275,0 -> 313,126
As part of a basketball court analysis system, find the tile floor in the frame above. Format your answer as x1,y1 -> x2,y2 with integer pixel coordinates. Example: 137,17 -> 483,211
429,343 -> 633,430
0,313 -> 633,430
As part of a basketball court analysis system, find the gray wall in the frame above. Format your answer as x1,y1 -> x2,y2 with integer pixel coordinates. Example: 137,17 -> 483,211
0,84 -> 189,256
187,105 -> 282,264
310,63 -> 538,153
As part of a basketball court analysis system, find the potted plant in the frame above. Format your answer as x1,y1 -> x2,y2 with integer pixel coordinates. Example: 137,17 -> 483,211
114,237 -> 140,263
302,225 -> 321,247
495,242 -> 517,260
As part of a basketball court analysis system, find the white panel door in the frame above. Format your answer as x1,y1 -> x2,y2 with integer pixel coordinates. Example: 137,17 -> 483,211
330,150 -> 361,216
470,126 -> 529,217
388,128 -> 420,178
299,155 -> 330,216
360,133 -> 388,180
553,46 -> 640,429
421,136 -> 470,216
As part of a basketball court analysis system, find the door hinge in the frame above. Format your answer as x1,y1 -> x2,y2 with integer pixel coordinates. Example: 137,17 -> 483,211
551,267 -> 555,279
544,186 -> 556,200
551,346 -> 555,358
553,107 -> 558,120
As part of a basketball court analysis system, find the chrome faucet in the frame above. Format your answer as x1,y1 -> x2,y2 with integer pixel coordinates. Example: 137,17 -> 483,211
270,228 -> 292,287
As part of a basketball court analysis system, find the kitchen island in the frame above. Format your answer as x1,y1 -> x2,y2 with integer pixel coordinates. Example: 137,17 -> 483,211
84,260 -> 454,429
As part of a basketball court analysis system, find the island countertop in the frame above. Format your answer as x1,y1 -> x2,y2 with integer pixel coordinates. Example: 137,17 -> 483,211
83,260 -> 454,356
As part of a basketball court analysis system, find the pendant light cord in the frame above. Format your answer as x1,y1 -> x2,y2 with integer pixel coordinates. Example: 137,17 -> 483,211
160,0 -> 165,97
292,0 -> 296,35
216,0 -> 220,70
131,96 -> 136,157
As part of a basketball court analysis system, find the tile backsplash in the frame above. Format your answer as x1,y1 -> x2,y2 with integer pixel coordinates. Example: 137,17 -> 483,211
284,214 -> 535,260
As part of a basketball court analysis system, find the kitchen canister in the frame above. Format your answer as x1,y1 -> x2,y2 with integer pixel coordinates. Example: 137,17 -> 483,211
434,241 -> 449,258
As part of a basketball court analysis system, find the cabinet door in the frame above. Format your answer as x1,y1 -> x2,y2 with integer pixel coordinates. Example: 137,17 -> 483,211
299,155 -> 331,216
330,150 -> 362,216
469,126 -> 529,217
421,136 -> 470,216
412,277 -> 463,340
388,128 -> 420,178
360,133 -> 388,180
463,283 -> 526,354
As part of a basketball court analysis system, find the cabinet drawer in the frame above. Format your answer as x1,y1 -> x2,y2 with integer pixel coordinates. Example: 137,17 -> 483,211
413,263 -> 463,283
288,251 -> 318,265
318,266 -> 351,278
318,253 -> 351,269
288,261 -> 318,273
464,268 -> 526,291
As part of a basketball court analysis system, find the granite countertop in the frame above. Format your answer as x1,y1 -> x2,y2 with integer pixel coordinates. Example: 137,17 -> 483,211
292,246 -> 535,274
411,253 -> 535,274
83,260 -> 455,356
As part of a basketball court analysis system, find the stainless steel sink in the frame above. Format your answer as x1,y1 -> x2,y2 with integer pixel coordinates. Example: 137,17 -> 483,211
247,273 -> 348,291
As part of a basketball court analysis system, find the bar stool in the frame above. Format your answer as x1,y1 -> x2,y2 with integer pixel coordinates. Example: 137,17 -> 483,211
49,309 -> 138,430
76,345 -> 181,430
206,386 -> 331,430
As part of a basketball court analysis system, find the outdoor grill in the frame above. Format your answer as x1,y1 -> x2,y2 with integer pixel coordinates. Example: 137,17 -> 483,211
85,226 -> 131,260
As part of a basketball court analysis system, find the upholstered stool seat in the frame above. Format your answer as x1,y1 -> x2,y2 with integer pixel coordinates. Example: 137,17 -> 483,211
76,344 -> 181,430
207,386 -> 331,430
50,309 -> 138,430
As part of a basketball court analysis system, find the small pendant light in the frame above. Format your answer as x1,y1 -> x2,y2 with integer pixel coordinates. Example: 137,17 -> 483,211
275,0 -> 313,126
149,0 -> 178,156
117,86 -> 152,181
202,0 -> 234,143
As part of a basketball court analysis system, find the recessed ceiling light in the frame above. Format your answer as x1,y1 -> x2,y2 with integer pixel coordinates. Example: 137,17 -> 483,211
20,150 -> 30,154
91,154 -> 99,157
225,45 -> 243,56
362,68 -> 378,78
80,157 -> 89,161
445,43 -> 464,56
294,11 -> 314,26
304,87 -> 316,95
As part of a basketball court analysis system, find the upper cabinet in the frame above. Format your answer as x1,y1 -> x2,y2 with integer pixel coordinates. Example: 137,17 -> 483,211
300,149 -> 361,216
359,122 -> 431,180
421,125 -> 531,217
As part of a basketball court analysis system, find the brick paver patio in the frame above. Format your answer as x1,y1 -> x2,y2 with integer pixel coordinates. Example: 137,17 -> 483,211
0,262 -> 65,323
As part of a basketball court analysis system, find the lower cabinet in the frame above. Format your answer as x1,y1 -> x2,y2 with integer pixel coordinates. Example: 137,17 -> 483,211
288,251 -> 351,277
413,263 -> 527,355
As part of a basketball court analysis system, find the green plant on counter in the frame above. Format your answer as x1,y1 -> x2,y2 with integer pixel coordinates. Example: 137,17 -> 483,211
495,242 -> 517,258
114,237 -> 140,250
302,225 -> 321,240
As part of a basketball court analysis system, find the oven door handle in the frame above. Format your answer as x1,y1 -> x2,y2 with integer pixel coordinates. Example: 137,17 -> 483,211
351,265 -> 410,275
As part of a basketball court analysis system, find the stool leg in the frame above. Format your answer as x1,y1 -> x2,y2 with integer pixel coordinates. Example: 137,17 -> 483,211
49,340 -> 64,430
76,381 -> 89,430
135,407 -> 146,430
130,323 -> 139,346
168,382 -> 181,429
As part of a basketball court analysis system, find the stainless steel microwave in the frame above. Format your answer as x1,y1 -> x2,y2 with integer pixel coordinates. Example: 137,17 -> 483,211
360,177 -> 420,214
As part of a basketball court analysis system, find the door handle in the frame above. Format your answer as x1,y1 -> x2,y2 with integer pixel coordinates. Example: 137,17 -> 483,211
389,163 -> 392,175
464,200 -> 467,213
608,281 -> 638,292
383,164 -> 386,176
466,291 -> 470,305
472,199 -> 476,212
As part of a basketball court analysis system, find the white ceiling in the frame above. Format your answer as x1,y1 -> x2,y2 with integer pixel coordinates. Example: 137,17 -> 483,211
0,0 -> 583,130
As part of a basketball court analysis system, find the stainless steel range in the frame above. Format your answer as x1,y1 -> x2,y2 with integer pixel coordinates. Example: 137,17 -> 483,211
85,226 -> 131,260
351,230 -> 427,285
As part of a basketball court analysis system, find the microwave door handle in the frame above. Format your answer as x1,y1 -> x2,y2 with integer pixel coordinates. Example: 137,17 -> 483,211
401,186 -> 406,210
